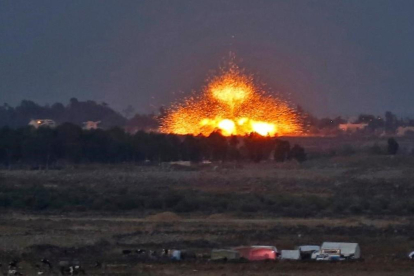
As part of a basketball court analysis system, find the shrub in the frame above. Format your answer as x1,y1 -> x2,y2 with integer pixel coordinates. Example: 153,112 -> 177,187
387,138 -> 399,155
290,144 -> 307,162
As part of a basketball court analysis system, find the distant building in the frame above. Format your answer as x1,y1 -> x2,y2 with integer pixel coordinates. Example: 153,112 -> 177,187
28,119 -> 56,129
396,126 -> 414,136
338,123 -> 368,132
83,121 -> 101,130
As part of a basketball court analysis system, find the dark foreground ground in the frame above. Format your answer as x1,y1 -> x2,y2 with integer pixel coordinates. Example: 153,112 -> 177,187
2,151 -> 414,275
1,214 -> 414,275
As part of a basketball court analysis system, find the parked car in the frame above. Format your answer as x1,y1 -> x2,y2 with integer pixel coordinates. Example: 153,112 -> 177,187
296,245 -> 320,260
234,246 -> 278,261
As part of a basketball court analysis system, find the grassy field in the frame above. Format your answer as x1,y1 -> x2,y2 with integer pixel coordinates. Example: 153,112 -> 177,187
2,152 -> 414,275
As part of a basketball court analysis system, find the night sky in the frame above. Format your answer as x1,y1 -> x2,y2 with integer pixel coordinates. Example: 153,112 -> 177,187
1,0 -> 414,117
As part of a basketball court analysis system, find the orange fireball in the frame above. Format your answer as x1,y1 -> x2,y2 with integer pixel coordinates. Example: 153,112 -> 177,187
161,61 -> 301,136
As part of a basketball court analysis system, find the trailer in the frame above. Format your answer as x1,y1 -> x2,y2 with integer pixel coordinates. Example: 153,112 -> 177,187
281,250 -> 301,260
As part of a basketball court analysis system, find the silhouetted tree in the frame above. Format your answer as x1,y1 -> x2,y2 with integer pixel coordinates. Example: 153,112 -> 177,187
387,138 -> 399,155
145,133 -> 179,162
290,144 -> 306,163
82,129 -> 110,163
385,111 -> 398,134
22,127 -> 57,169
106,127 -> 132,163
164,134 -> 182,161
0,125 -> 307,167
182,135 -> 203,162
0,127 -> 22,167
55,123 -> 83,163
206,131 -> 228,161
228,135 -> 241,160
274,140 -> 290,162
131,130 -> 150,162
244,133 -> 274,162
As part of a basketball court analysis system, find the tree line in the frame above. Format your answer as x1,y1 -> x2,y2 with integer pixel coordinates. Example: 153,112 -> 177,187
0,98 -> 127,129
301,108 -> 413,135
0,124 -> 306,168
2,99 -> 413,136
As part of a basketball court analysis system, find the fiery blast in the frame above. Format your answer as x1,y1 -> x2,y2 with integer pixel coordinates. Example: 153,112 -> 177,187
161,61 -> 301,136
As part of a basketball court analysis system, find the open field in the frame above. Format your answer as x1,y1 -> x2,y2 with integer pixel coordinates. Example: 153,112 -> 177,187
2,153 -> 414,274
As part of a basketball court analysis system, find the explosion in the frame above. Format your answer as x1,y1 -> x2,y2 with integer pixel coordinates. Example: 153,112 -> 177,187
161,61 -> 301,136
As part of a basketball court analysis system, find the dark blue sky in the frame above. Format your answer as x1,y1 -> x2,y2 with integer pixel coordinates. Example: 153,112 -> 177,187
1,0 -> 414,117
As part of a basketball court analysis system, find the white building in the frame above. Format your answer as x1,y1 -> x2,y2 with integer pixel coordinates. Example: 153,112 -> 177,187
28,119 -> 56,129
338,123 -> 368,132
83,121 -> 101,130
